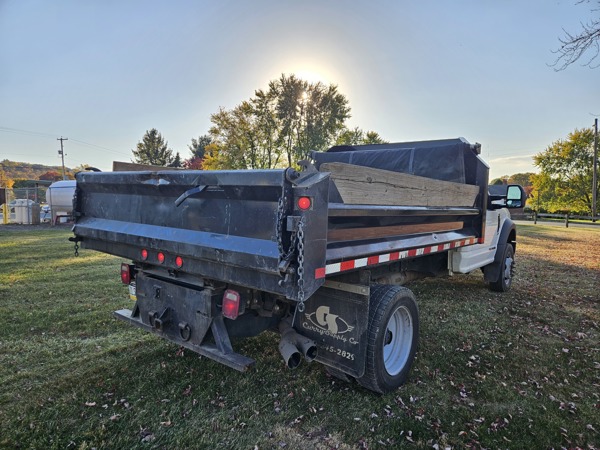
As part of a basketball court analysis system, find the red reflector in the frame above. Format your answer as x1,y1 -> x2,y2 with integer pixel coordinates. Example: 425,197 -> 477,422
120,263 -> 131,284
157,252 -> 165,264
175,256 -> 183,268
222,289 -> 240,320
141,249 -> 148,260
298,197 -> 311,210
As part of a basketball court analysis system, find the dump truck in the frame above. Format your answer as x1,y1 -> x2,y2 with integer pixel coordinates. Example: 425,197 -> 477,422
71,138 -> 526,393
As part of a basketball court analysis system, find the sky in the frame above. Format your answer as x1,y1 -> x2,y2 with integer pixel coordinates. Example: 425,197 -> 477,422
1,0 -> 598,180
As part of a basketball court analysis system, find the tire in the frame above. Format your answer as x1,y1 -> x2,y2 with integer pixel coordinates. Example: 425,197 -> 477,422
489,243 -> 514,292
356,285 -> 419,394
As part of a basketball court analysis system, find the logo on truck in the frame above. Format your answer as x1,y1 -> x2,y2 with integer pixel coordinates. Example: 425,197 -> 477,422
304,306 -> 354,335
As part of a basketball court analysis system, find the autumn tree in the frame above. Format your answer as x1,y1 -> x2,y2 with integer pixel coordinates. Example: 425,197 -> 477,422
335,127 -> 388,146
39,171 -> 63,181
531,127 -> 597,213
553,0 -> 600,69
132,129 -> 180,167
491,173 -> 535,198
0,168 -> 14,188
206,74 -> 353,170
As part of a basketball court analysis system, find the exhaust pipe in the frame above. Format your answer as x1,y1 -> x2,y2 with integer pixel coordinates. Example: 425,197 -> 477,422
278,320 -> 318,368
279,332 -> 302,369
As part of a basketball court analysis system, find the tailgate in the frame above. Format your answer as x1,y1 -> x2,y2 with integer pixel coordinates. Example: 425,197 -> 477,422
73,169 -> 330,300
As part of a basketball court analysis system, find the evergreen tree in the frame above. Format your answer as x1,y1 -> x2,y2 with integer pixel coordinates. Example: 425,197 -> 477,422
131,129 -> 175,166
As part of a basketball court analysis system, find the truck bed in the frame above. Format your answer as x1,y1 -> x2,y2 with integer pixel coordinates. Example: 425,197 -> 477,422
73,138 -> 489,302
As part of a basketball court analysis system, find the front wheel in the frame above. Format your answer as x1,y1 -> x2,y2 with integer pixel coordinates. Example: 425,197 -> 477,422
356,285 -> 419,394
489,243 -> 514,292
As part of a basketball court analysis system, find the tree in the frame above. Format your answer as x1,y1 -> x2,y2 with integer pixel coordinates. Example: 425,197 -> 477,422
335,127 -> 388,146
169,152 -> 182,168
207,102 -> 264,170
207,74 -> 353,170
531,127 -> 597,213
39,171 -> 63,181
184,156 -> 204,170
272,74 -> 351,166
131,129 -> 176,166
553,0 -> 600,69
0,168 -> 14,188
188,135 -> 212,160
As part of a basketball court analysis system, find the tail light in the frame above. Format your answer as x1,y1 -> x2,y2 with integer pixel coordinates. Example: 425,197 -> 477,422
157,252 -> 165,264
120,263 -> 133,284
141,249 -> 148,260
297,196 -> 312,210
175,256 -> 183,268
222,289 -> 240,320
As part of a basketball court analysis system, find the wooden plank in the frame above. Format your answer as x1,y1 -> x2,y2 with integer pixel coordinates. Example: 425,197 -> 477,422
327,221 -> 464,242
321,162 -> 479,207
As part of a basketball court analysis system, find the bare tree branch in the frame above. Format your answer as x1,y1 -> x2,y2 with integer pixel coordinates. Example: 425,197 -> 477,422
552,1 -> 600,70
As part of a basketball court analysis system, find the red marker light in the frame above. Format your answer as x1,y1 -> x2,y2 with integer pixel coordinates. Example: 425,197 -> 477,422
175,256 -> 183,268
297,197 -> 311,210
141,249 -> 148,260
157,252 -> 165,264
222,289 -> 240,320
120,263 -> 131,284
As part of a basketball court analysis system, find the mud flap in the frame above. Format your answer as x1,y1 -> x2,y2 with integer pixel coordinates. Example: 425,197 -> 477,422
294,280 -> 369,378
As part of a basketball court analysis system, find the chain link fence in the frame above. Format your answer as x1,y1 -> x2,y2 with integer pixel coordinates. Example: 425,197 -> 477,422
1,187 -> 50,224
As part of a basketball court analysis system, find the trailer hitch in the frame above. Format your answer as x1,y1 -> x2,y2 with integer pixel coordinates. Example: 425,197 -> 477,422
149,308 -> 171,332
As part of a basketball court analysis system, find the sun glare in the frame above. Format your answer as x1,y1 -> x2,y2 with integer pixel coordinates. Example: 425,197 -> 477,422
294,69 -> 330,85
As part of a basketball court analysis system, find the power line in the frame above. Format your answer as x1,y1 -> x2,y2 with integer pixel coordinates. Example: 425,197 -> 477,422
0,125 -> 130,157
68,138 -> 130,156
0,126 -> 57,138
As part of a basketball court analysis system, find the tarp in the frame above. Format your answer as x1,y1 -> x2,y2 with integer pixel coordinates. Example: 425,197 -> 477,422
312,138 -> 481,184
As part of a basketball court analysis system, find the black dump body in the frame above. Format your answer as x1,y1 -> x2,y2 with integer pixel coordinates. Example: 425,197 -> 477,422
72,138 -> 489,303
315,138 -> 489,271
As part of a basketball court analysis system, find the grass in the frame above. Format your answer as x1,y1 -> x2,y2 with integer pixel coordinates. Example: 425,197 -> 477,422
0,224 -> 598,449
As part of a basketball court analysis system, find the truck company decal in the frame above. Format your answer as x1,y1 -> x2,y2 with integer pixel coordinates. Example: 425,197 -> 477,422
315,237 -> 478,279
303,306 -> 358,344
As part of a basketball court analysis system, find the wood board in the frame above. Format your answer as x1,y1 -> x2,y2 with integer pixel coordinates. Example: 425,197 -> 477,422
327,221 -> 464,242
320,162 -> 480,207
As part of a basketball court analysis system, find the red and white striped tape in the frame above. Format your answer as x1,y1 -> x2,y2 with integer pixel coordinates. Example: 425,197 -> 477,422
314,237 -> 478,279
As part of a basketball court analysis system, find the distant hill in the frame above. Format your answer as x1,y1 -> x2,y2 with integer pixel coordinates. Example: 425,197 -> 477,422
0,160 -> 74,181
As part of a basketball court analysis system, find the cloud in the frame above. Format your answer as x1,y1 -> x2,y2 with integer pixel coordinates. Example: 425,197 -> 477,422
488,154 -> 536,164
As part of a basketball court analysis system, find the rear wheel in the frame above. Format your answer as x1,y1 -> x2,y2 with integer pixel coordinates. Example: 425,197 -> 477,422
490,244 -> 514,292
356,285 -> 419,394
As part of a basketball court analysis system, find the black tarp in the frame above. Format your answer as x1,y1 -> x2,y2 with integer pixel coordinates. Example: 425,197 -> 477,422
312,138 -> 481,184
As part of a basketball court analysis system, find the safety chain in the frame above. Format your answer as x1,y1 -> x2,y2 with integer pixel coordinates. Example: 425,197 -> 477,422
296,216 -> 306,313
275,192 -> 286,256
275,190 -> 299,263
74,241 -> 79,257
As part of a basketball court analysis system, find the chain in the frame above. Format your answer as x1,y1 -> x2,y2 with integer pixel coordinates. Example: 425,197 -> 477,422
74,241 -> 79,257
296,216 -> 306,313
275,191 -> 286,257
275,189 -> 300,263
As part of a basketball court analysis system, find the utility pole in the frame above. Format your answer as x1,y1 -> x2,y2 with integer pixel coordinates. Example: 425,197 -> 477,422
57,136 -> 68,180
593,119 -> 598,222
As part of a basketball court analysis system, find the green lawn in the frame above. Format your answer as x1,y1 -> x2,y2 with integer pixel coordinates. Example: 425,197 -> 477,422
0,224 -> 598,449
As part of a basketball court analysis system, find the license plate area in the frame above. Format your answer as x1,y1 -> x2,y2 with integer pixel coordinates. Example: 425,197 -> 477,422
134,273 -> 216,346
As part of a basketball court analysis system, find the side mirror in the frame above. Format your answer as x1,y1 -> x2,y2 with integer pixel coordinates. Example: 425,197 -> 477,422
506,185 -> 526,209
